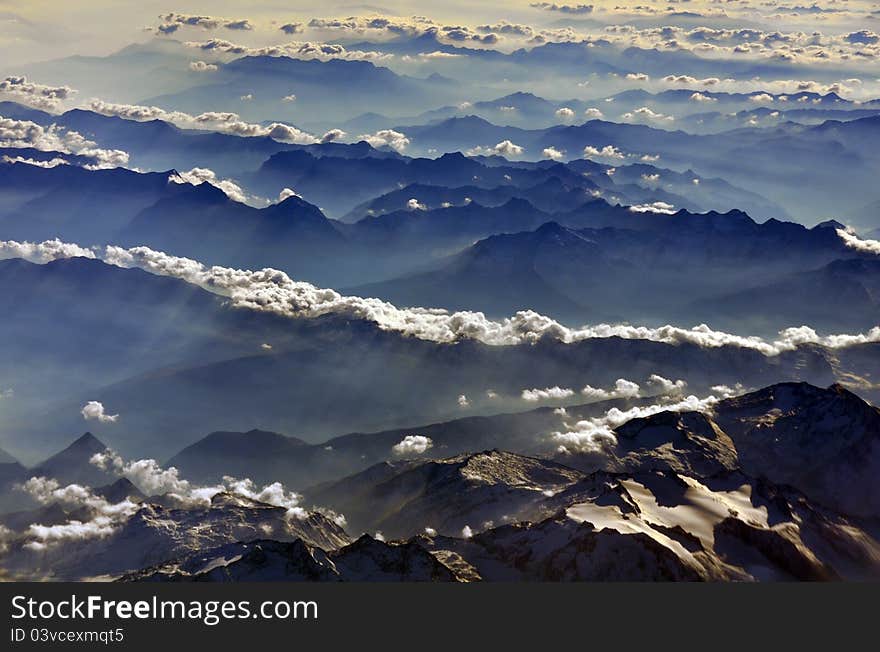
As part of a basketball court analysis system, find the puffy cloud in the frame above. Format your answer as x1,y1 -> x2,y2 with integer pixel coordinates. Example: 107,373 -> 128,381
621,107 -> 674,124
690,92 -> 717,103
279,23 -> 304,35
407,198 -> 427,211
629,202 -> 676,214
461,525 -> 474,538
522,386 -> 575,402
87,100 -> 318,145
625,72 -> 649,81
90,448 -> 309,517
185,38 -> 391,62
583,144 -> 624,160
584,108 -> 604,119
357,129 -> 409,153
188,61 -> 218,72
0,238 -> 94,263
492,140 -> 524,157
277,187 -> 301,202
1,155 -> 69,168
16,239 -> 880,357
80,401 -> 118,423
530,3 -> 594,14
646,374 -> 688,397
749,93 -> 775,104
838,228 -> 880,255
321,128 -> 346,143
542,146 -> 564,160
580,378 -> 641,402
170,167 -> 249,204
424,527 -> 437,536
555,107 -> 575,120
282,94 -> 297,103
0,75 -> 76,111
553,394 -> 721,454
641,173 -> 660,184
391,435 -> 433,457
156,13 -> 253,34
16,476 -> 139,549
0,116 -> 129,169
457,394 -> 470,407
466,140 -> 524,158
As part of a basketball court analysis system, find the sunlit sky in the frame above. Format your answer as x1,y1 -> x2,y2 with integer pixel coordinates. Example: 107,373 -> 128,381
2,0 -> 877,66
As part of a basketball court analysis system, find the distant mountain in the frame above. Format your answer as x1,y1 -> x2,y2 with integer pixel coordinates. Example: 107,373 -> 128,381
167,429 -> 307,486
353,214 -> 859,329
142,55 -> 463,128
30,433 -> 114,487
687,258 -> 880,333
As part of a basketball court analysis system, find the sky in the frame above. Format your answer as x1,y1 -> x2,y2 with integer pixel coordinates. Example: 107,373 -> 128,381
2,0 -> 878,67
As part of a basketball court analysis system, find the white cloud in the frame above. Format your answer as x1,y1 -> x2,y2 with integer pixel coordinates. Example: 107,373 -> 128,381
553,393 -> 721,454
838,228 -> 880,255
690,92 -> 717,103
0,75 -> 76,111
88,100 -> 318,145
391,435 -> 434,457
492,140 -> 524,157
461,525 -> 474,538
188,61 -> 218,72
542,146 -> 564,160
457,394 -> 470,407
646,374 -> 687,396
522,386 -> 575,402
621,107 -> 674,124
584,108 -> 604,119
424,527 -> 437,536
356,129 -> 409,153
320,128 -> 346,143
12,238 -> 880,357
277,187 -> 301,202
156,13 -> 253,34
749,93 -> 775,104
555,107 -> 575,120
80,401 -> 118,423
0,238 -> 94,263
629,202 -> 676,214
0,116 -> 129,169
407,198 -> 427,211
185,38 -> 390,62
170,167 -> 249,204
583,144 -> 624,160
586,378 -> 641,400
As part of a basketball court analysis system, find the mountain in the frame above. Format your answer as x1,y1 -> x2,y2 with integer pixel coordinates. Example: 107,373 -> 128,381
131,464 -> 880,582
166,429 -> 308,486
142,56 -> 462,128
30,433 -> 113,487
714,382 -> 880,518
353,214 -> 859,330
687,258 -> 880,334
306,450 -> 583,538
125,536 -> 462,582
0,493 -> 350,580
352,222 -> 614,322
168,397 -> 648,488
